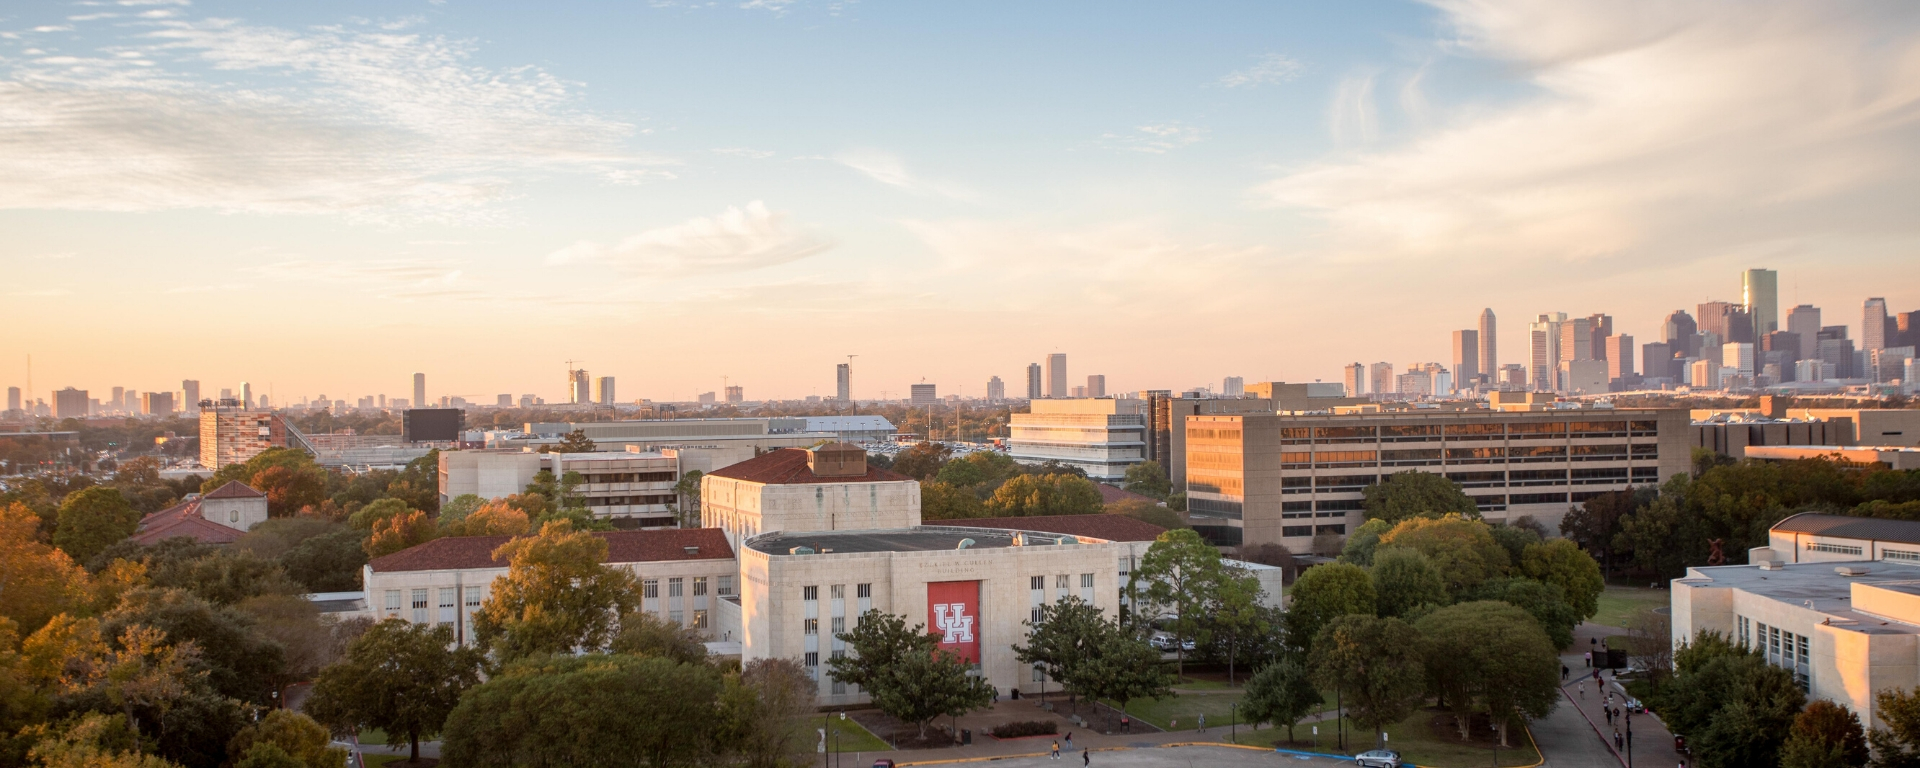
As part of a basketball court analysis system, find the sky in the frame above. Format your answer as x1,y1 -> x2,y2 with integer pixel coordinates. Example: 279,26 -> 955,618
3,0 -> 1919,404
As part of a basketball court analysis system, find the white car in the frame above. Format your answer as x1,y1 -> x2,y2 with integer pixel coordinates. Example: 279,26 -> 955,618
1354,749 -> 1401,767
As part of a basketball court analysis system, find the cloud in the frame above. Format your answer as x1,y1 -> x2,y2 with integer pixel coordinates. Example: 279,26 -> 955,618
1327,73 -> 1378,144
545,201 -> 833,275
1260,0 -> 1920,266
1219,53 -> 1303,88
0,13 -> 663,221
711,147 -> 775,159
1098,122 -> 1206,154
833,150 -> 977,200
251,258 -> 464,286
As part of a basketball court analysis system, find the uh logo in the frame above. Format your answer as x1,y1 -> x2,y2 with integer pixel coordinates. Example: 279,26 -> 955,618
932,602 -> 976,644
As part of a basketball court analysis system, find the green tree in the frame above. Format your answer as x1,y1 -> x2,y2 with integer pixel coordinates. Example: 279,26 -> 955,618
235,743 -> 303,768
1613,475 -> 1702,579
1203,565 -> 1273,683
1283,562 -> 1377,657
1779,699 -> 1867,768
1520,538 -> 1605,621
1468,578 -> 1581,649
920,481 -> 989,520
225,711 -> 346,768
385,450 -> 442,514
1013,596 -> 1107,706
672,469 -> 703,527
1369,548 -> 1449,619
1309,614 -> 1426,748
934,451 -> 1019,491
470,521 -> 642,660
722,658 -> 819,768
345,498 -> 410,532
985,474 -> 1103,516
1075,625 -> 1174,730
1239,657 -> 1323,744
1103,498 -> 1185,530
1416,601 -> 1558,746
54,487 -> 142,564
1339,518 -> 1394,567
548,430 -> 598,453
102,587 -> 285,705
276,529 -> 367,593
441,653 -> 723,768
305,620 -> 483,762
609,610 -> 709,666
1122,461 -> 1172,500
828,610 -> 995,739
1376,514 -> 1510,597
1362,470 -> 1479,524
437,494 -> 484,524
1487,523 -> 1541,566
363,510 -> 435,558
1660,633 -> 1805,768
247,464 -> 326,519
24,713 -> 184,768
1559,489 -> 1638,575
1133,529 -> 1224,675
1869,686 -> 1920,768
890,442 -> 952,480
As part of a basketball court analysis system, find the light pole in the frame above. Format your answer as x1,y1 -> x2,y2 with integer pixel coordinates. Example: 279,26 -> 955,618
1624,711 -> 1633,768
1230,702 -> 1238,743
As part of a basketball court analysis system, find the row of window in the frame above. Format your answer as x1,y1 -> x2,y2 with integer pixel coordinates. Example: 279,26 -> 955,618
1738,616 -> 1811,690
1281,523 -> 1348,538
582,471 -> 677,484
1029,574 -> 1099,622
640,575 -> 735,598
1275,421 -> 1657,441
591,494 -> 677,507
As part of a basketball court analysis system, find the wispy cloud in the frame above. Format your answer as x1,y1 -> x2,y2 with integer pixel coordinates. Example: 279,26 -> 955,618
833,150 -> 977,200
0,12 -> 664,222
1261,0 -> 1920,266
251,259 -> 464,286
1098,122 -> 1207,154
545,201 -> 833,275
1327,73 -> 1378,144
1219,53 -> 1303,88
711,147 -> 776,159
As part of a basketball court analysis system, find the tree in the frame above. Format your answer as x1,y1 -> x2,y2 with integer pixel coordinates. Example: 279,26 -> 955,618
437,501 -> 528,537
1779,699 -> 1867,768
1133,529 -> 1225,675
54,487 -> 142,564
548,429 -> 598,454
25,713 -> 183,768
723,658 -> 819,768
609,610 -> 709,666
1013,596 -> 1106,706
1376,515 -> 1510,598
935,451 -> 1019,491
247,464 -> 326,519
1469,578 -> 1581,649
985,474 -> 1103,516
226,711 -> 346,768
237,594 -> 339,698
0,502 -> 89,635
305,620 -> 483,762
102,587 -> 285,705
890,442 -> 952,480
1487,523 -> 1541,566
385,450 -> 442,514
363,510 -> 435,558
1362,471 -> 1478,524
1369,548 -> 1448,619
1613,476 -> 1701,579
1309,614 -> 1425,747
1103,498 -> 1185,530
1203,565 -> 1273,684
1284,562 -> 1377,657
1240,657 -> 1323,744
1560,489 -> 1637,575
920,481 -> 989,520
1872,687 -> 1920,768
345,499 -> 409,532
1338,518 -> 1393,567
437,494 -> 484,523
1520,538 -> 1605,621
1416,601 -> 1558,746
1074,625 -> 1174,730
276,529 -> 367,593
1122,461 -> 1172,500
469,521 -> 641,660
672,469 -> 704,527
1660,633 -> 1804,768
441,653 -> 723,768
828,610 -> 994,739
132,545 -> 301,606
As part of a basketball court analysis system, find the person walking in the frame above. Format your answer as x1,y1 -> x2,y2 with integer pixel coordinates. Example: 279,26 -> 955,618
1065,732 -> 1073,750
1562,664 -> 1569,681
1082,748 -> 1090,766
1198,714 -> 1206,733
1051,740 -> 1060,760
1585,650 -> 1592,668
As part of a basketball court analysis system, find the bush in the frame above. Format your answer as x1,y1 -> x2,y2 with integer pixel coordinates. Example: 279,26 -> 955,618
989,720 -> 1058,739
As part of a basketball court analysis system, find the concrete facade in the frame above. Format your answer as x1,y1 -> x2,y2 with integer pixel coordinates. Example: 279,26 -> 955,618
701,447 -> 922,549
1008,398 -> 1148,481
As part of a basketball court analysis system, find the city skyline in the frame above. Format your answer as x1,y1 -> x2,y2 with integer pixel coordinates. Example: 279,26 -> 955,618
4,1 -> 1918,399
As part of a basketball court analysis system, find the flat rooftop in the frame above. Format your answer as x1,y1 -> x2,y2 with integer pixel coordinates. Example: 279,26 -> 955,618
746,526 -> 1091,555
1681,560 -> 1920,634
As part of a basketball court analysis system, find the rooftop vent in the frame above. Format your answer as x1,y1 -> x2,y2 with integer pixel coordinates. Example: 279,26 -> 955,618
1758,560 -> 1786,570
956,538 -> 975,550
683,546 -> 700,555
789,546 -> 815,555
807,442 -> 868,478
1836,566 -> 1871,576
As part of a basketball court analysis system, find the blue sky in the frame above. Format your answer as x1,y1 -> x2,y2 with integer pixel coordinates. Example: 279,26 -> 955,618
3,0 -> 1918,404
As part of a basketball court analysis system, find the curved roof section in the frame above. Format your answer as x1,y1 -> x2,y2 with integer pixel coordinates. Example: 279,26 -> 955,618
1771,512 -> 1920,546
942,513 -> 1168,543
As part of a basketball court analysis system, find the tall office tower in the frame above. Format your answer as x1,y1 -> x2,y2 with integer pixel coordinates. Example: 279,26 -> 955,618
54,388 -> 88,419
496,394 -> 512,407
519,394 -> 536,407
1026,363 -> 1042,400
1559,317 -> 1592,382
111,387 -> 125,411
725,385 -> 744,404
7,386 -> 20,413
1045,354 -> 1067,399
1529,313 -> 1565,391
1698,301 -> 1753,344
1898,312 -> 1919,349
141,392 -> 174,415
568,369 -> 591,404
595,376 -> 616,405
986,376 -> 1005,403
836,363 -> 851,402
1451,329 -> 1479,387
124,390 -> 139,412
1587,314 -> 1613,359
239,382 -> 252,408
1604,334 -> 1634,383
1641,342 -> 1672,381
1664,310 -> 1699,357
1743,268 -> 1779,337
1723,343 -> 1756,378
1865,298 -> 1890,351
1787,304 -> 1821,359
1817,326 -> 1854,378
1499,364 -> 1527,389
1087,375 -> 1107,398
1221,377 -> 1244,398
1370,362 -> 1395,394
412,373 -> 426,408
1478,309 -> 1497,375
909,383 -> 937,405
1343,363 -> 1366,397
182,380 -> 200,412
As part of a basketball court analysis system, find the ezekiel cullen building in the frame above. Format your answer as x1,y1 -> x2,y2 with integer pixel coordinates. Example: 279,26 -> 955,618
1183,403 -> 1690,547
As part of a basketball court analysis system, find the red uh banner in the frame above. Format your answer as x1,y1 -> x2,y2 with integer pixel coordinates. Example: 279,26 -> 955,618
927,580 -> 981,664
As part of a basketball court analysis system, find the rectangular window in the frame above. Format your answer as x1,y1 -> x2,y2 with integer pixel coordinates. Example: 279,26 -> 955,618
693,577 -> 707,597
803,585 -> 819,601
718,575 -> 735,596
693,610 -> 708,629
438,588 -> 456,625
1030,575 -> 1045,590
411,588 -> 428,624
805,618 -> 819,635
670,609 -> 683,625
1738,616 -> 1751,647
668,578 -> 684,597
1056,574 -> 1070,601
1282,525 -> 1314,537
1808,542 -> 1864,556
464,586 -> 482,608
831,616 -> 845,635
856,583 -> 872,599
805,652 -> 819,667
1080,572 -> 1095,602
1886,549 -> 1920,563
831,584 -> 845,600
385,590 -> 402,613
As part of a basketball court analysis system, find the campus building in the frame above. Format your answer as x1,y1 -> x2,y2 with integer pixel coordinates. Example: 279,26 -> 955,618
700,443 -> 921,548
438,449 -> 687,526
199,403 -> 297,470
1008,398 -> 1148,481
130,481 -> 270,546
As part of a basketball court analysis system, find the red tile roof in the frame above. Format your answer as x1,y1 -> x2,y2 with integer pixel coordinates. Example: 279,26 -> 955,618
707,448 -> 913,485
941,514 -> 1169,543
203,480 -> 266,499
369,528 -> 735,573
1094,483 -> 1158,505
131,498 -> 245,546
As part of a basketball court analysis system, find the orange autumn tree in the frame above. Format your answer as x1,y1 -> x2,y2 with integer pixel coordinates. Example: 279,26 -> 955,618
439,501 -> 529,538
365,511 -> 436,558
0,502 -> 91,635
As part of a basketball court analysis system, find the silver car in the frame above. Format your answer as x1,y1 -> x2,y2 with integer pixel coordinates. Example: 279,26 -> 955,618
1355,749 -> 1401,768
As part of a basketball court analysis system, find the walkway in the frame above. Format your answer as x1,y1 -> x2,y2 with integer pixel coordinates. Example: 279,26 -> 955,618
1543,622 -> 1686,768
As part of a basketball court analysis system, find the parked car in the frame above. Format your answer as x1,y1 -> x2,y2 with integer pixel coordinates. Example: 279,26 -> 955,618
1354,749 -> 1401,767
871,760 -> 896,768
1149,634 -> 1176,650
1180,637 -> 1196,651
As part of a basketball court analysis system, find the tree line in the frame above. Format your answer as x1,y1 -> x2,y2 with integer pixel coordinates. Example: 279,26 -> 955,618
884,444 -> 1183,529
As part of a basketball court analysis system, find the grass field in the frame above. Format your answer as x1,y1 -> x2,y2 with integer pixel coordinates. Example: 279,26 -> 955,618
359,756 -> 404,768
1110,688 -> 1339,732
796,715 -> 890,753
1221,708 -> 1542,768
1592,586 -> 1669,629
355,729 -> 388,746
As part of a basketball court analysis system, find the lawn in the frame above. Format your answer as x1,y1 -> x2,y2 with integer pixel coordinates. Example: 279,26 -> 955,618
1592,586 -> 1669,629
359,756 -> 404,768
794,715 -> 890,753
1221,708 -> 1542,768
1111,687 -> 1345,733
355,729 -> 388,746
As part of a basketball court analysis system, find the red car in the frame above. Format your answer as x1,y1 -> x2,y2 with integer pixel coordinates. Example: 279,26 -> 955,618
872,761 -> 897,768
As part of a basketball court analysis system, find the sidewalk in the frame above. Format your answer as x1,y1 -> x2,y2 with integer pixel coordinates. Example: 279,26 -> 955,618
1559,622 -> 1686,768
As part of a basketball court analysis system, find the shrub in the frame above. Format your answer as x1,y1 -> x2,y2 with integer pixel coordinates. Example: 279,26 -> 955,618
990,721 -> 1058,738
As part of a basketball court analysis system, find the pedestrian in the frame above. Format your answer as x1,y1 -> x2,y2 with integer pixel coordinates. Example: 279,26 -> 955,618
1606,708 -> 1613,726
1562,664 -> 1569,681
1615,730 -> 1624,750
1082,748 -> 1090,766
1121,716 -> 1130,734
1198,714 -> 1206,733
1579,684 -> 1585,699
1065,732 -> 1073,750
1585,650 -> 1592,668
1051,740 -> 1060,760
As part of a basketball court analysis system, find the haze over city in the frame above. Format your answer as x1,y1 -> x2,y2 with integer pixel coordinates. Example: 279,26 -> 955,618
5,0 -> 1918,401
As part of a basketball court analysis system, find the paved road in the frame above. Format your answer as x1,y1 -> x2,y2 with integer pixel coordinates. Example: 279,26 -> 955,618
893,744 -> 1351,767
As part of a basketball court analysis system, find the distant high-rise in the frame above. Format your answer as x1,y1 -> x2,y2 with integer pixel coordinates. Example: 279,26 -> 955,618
1370,362 -> 1394,394
1587,314 -> 1613,360
569,369 -> 591,404
1898,312 -> 1919,349
182,380 -> 200,413
1344,363 -> 1366,398
725,385 -> 744,404
1698,301 -> 1752,344
1026,364 -> 1042,400
111,387 -> 125,412
1817,326 -> 1855,379
497,394 -> 512,407
1221,376 -> 1243,398
240,382 -> 252,408
1641,342 -> 1673,381
142,392 -> 175,416
1530,313 -> 1566,391
910,383 -> 937,405
1087,375 -> 1107,398
1787,304 -> 1821,360
1478,309 -> 1497,376
1452,329 -> 1479,387
986,376 -> 1005,403
1724,343 -> 1756,378
54,388 -> 88,419
595,376 -> 616,405
1605,334 -> 1634,384
1559,317 -> 1592,373
6,386 -> 21,413
1865,298 -> 1890,351
412,373 -> 426,409
836,363 -> 851,402
1743,269 -> 1779,338
1664,310 -> 1699,357
1045,354 -> 1067,399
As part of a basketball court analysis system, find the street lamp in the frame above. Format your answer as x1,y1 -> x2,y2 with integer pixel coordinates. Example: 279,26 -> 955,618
1230,702 -> 1238,743
1624,711 -> 1633,768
